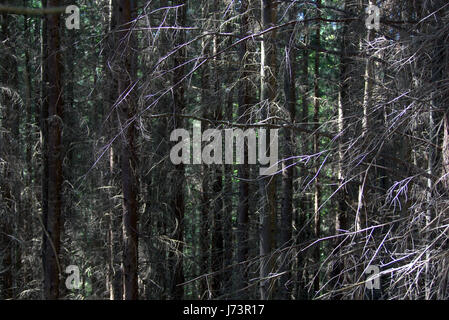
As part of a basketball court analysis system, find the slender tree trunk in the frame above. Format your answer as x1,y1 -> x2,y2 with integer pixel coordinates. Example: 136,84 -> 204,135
40,0 -> 49,298
42,0 -> 63,300
312,0 -> 322,294
211,166 -> 224,297
331,0 -> 352,298
208,0 -> 224,298
236,0 -> 251,299
295,11 -> 309,299
357,0 -> 376,235
23,0 -> 34,287
199,31 -> 210,297
199,164 -> 210,299
104,0 -> 123,300
259,0 -> 277,300
279,6 -> 297,299
114,0 -> 139,300
223,82 -> 234,296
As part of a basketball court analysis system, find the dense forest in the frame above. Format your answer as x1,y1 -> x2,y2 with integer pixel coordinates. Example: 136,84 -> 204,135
0,0 -> 448,300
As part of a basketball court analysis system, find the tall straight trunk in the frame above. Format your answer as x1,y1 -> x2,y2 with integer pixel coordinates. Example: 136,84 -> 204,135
259,0 -> 277,300
40,0 -> 49,298
312,0 -> 322,295
23,0 -> 34,287
223,79 -> 234,296
199,27 -> 210,298
169,0 -> 186,300
209,0 -> 224,298
114,0 -> 139,300
331,0 -> 352,298
210,78 -> 224,300
357,0 -> 375,235
42,0 -> 63,300
295,11 -> 309,299
236,0 -> 251,299
279,6 -> 297,299
222,14 -> 235,296
105,0 -> 122,300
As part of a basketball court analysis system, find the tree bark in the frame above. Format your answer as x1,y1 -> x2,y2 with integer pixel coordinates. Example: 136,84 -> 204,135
259,0 -> 277,300
279,5 -> 297,299
199,27 -> 211,298
42,0 -> 63,300
330,0 -> 353,298
236,0 -> 251,299
312,0 -> 322,295
295,7 -> 309,298
114,0 -> 139,300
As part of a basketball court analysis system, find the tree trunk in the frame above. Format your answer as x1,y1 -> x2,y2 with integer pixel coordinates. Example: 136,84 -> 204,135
236,0 -> 251,299
223,79 -> 234,296
42,0 -> 63,300
114,0 -> 139,300
312,0 -> 322,295
199,29 -> 210,298
295,8 -> 309,298
330,0 -> 353,298
259,0 -> 277,300
279,5 -> 297,299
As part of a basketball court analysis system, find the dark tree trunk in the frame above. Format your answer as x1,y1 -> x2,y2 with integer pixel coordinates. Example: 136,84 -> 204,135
236,0 -> 251,299
312,0 -> 322,295
279,5 -> 297,299
295,9 -> 309,298
114,0 -> 139,300
223,91 -> 234,296
330,0 -> 352,299
211,166 -> 224,297
104,0 -> 123,300
199,58 -> 210,299
42,0 -> 63,300
259,0 -> 277,300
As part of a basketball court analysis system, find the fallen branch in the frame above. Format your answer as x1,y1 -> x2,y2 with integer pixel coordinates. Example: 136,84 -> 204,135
0,5 -> 67,16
